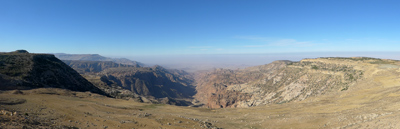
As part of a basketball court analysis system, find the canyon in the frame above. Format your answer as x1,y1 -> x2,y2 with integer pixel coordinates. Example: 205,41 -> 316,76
2,50 -> 400,128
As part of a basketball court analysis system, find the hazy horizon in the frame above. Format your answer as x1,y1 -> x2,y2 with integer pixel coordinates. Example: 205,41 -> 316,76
4,49 -> 400,72
112,51 -> 400,71
47,50 -> 400,70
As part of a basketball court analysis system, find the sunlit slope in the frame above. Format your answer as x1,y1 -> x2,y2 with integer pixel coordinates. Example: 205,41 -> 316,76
195,57 -> 388,108
192,58 -> 400,128
188,58 -> 400,128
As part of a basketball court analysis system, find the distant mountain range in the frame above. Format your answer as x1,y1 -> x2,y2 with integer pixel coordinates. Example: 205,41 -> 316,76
62,60 -> 137,74
53,53 -> 146,67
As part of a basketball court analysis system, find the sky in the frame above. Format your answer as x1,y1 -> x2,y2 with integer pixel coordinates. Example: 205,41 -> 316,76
1,0 -> 400,66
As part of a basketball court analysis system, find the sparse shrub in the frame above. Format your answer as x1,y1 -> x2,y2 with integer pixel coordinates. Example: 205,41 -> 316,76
348,74 -> 354,80
311,65 -> 318,70
277,100 -> 287,104
341,86 -> 349,91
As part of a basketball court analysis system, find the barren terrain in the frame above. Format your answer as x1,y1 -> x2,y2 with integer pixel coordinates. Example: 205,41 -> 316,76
3,56 -> 400,128
2,59 -> 400,128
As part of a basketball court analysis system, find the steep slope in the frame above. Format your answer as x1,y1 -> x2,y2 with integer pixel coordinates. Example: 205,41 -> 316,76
54,53 -> 145,67
62,60 -> 142,100
100,65 -> 195,99
195,58 -> 369,108
0,50 -> 107,95
194,61 -> 290,107
64,60 -> 196,105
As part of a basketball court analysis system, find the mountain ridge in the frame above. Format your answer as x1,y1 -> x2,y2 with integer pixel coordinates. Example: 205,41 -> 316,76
53,53 -> 145,67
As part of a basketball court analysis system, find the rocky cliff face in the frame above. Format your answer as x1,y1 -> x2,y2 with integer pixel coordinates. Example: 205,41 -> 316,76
194,58 -> 365,108
64,59 -> 196,105
99,65 -> 196,99
0,51 -> 107,95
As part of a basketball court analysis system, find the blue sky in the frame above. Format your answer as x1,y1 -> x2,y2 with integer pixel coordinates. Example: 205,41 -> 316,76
1,0 -> 400,57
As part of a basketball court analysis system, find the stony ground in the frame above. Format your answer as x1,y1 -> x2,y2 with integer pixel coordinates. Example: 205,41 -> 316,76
0,88 -> 221,129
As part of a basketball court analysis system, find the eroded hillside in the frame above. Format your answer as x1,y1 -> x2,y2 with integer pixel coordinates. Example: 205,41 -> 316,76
64,60 -> 196,106
99,65 -> 196,99
194,57 -> 391,108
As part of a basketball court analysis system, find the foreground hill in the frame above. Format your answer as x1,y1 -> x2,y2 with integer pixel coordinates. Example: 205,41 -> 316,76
0,50 -> 106,95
